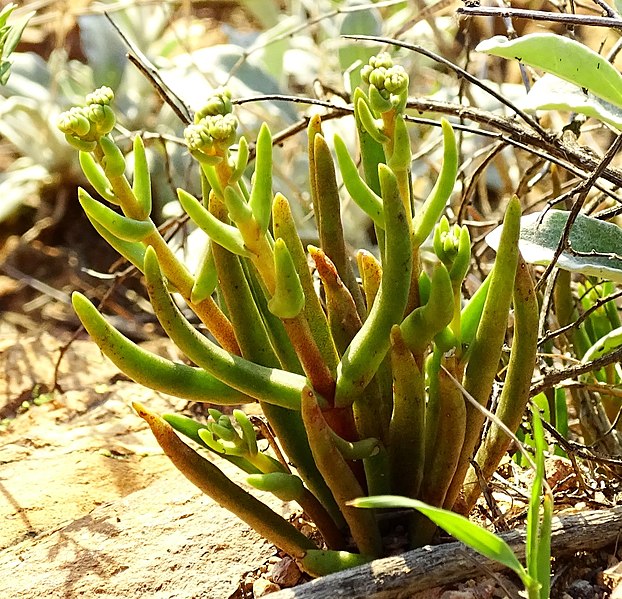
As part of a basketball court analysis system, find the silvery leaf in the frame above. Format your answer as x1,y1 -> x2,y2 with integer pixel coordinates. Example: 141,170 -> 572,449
486,210 -> 622,282
522,74 -> 622,130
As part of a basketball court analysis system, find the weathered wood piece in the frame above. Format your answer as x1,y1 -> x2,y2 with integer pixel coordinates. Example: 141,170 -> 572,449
272,506 -> 622,599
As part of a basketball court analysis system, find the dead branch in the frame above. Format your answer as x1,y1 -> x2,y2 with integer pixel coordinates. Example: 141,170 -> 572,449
272,506 -> 622,599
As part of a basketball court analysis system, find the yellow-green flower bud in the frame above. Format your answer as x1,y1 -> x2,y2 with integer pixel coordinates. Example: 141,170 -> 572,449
434,216 -> 458,263
370,52 -> 393,70
195,88 -> 233,120
368,67 -> 388,91
86,86 -> 114,106
57,107 -> 91,137
433,216 -> 471,285
184,122 -> 213,152
206,113 -> 238,143
186,113 -> 238,155
361,52 -> 394,84
361,54 -> 409,113
384,67 -> 408,95
84,103 -> 116,136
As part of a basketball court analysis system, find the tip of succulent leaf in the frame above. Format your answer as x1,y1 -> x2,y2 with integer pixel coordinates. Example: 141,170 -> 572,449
132,401 -> 149,418
259,121 -> 272,138
143,244 -> 158,269
71,290 -> 84,306
71,291 -> 93,320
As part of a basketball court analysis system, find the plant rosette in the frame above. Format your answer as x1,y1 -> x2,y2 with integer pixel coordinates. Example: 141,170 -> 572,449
58,53 -> 538,579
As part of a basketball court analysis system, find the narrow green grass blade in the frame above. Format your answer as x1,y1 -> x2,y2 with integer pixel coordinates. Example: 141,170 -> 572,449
351,495 -> 527,578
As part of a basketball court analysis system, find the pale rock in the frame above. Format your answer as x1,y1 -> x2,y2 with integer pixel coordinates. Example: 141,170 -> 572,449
254,577 -> 281,596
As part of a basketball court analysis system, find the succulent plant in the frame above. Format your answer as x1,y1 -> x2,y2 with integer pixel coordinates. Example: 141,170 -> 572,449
58,53 -> 538,576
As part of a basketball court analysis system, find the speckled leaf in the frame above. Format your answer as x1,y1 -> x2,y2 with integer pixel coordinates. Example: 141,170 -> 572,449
477,34 -> 622,109
523,74 -> 622,130
486,210 -> 622,282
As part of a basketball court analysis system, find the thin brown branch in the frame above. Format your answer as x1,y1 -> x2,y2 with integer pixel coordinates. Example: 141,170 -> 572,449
539,289 -> 622,346
234,94 -> 622,199
530,345 -> 622,396
457,6 -> 622,29
342,34 -> 551,138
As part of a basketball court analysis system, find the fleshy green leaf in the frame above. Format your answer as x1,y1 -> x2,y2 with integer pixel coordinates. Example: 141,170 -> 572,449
246,472 -> 305,501
334,133 -> 385,229
268,238 -> 305,319
78,188 -> 155,241
71,292 -> 248,404
79,151 -> 117,203
134,401 -> 316,559
99,135 -> 126,177
335,164 -> 412,406
299,549 -> 371,577
142,246 -> 312,410
132,134 -> 152,219
190,241 -> 218,304
178,188 -> 251,258
412,119 -> 458,246
249,123 -> 273,233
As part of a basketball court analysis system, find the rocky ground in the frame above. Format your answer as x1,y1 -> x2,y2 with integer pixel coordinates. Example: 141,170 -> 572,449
0,333 -> 283,598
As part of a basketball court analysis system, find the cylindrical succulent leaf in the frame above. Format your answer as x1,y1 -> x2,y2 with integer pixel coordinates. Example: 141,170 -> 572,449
190,242 -> 219,304
268,238 -> 305,319
461,255 -> 539,512
78,188 -> 155,242
355,97 -> 389,144
400,263 -> 454,356
79,151 -> 116,203
334,134 -> 385,229
298,549 -> 371,577
99,135 -> 126,178
178,188 -> 251,258
142,246 -> 314,409
249,123 -> 273,233
335,164 -> 412,407
412,119 -> 458,248
444,195 -> 522,511
72,292 -> 248,404
301,387 -> 382,558
131,134 -> 152,220
134,402 -> 317,558
229,136 -> 249,184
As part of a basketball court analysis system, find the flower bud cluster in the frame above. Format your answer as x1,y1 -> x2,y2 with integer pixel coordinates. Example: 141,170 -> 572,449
435,218 -> 461,261
86,86 -> 115,107
185,88 -> 238,157
56,86 -> 116,150
361,53 -> 409,112
434,216 -> 471,285
195,88 -> 233,120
